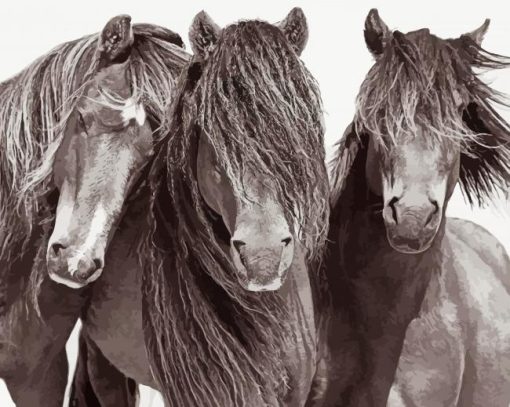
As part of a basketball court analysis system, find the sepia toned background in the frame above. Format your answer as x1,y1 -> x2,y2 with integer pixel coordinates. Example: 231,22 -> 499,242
1,0 -> 509,405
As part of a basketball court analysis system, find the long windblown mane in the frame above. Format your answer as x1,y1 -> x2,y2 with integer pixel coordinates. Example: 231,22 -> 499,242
0,24 -> 189,314
352,28 -> 510,206
142,20 -> 328,406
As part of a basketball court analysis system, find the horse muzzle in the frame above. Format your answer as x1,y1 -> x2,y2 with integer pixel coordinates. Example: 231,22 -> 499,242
47,245 -> 103,288
230,235 -> 295,292
384,212 -> 440,254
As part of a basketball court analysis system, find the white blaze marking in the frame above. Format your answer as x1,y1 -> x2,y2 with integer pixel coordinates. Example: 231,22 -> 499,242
83,203 -> 108,252
48,180 -> 75,247
66,204 -> 108,277
121,97 -> 146,126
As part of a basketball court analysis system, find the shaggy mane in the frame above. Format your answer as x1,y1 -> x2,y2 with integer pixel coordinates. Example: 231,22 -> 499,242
142,20 -> 328,406
0,24 -> 189,315
354,28 -> 510,205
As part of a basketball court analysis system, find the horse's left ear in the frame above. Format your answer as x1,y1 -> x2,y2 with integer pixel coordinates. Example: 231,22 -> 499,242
97,15 -> 134,69
276,7 -> 309,56
189,11 -> 222,58
462,19 -> 490,47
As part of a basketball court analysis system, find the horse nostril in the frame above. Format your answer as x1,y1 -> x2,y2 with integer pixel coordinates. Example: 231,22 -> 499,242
425,199 -> 440,226
388,197 -> 400,224
281,237 -> 292,247
92,258 -> 103,271
51,243 -> 66,256
407,239 -> 422,252
430,199 -> 439,215
232,240 -> 246,255
76,268 -> 94,282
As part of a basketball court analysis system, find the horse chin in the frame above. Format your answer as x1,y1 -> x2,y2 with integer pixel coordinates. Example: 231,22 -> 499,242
47,268 -> 103,289
48,271 -> 88,289
385,229 -> 437,255
235,272 -> 286,292
245,277 -> 283,292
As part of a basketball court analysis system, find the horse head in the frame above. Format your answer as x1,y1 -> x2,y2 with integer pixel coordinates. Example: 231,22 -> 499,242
185,8 -> 328,291
333,9 -> 510,255
47,15 -> 153,288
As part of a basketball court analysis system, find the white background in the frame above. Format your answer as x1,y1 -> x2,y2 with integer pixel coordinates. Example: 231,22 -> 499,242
1,1 -> 509,405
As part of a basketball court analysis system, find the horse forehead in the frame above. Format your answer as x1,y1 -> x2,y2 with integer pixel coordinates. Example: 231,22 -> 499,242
384,132 -> 454,161
403,28 -> 434,45
406,28 -> 431,38
80,94 -> 146,128
94,63 -> 130,90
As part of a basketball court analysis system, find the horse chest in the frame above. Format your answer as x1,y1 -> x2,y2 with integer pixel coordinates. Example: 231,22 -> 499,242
83,224 -> 156,388
341,234 -> 440,406
388,273 -> 465,406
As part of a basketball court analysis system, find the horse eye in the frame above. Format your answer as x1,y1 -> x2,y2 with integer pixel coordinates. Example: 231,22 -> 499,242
78,112 -> 87,129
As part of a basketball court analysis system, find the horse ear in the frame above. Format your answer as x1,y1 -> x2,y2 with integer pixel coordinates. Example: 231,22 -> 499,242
364,8 -> 391,57
97,15 -> 134,69
189,11 -> 221,58
463,19 -> 490,46
276,7 -> 309,56
330,123 -> 363,207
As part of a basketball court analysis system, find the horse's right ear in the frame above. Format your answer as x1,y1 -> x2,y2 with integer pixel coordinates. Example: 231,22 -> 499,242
189,11 -> 221,58
276,7 -> 309,56
97,15 -> 134,69
364,9 -> 391,58
330,123 -> 363,207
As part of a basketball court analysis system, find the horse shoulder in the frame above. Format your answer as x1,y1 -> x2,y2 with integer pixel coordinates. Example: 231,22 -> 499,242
447,218 -> 510,283
445,217 -> 510,306
444,217 -> 510,326
444,217 -> 510,405
391,266 -> 465,406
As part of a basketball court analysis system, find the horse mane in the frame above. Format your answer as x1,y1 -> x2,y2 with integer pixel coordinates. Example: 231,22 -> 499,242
195,20 -> 328,255
142,20 -> 328,406
354,28 -> 510,206
0,24 -> 189,314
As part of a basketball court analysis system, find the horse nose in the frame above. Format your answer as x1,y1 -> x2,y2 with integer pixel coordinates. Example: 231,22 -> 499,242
231,235 -> 294,282
232,236 -> 293,265
384,196 -> 439,226
281,237 -> 292,247
73,257 -> 103,282
232,239 -> 246,257
387,196 -> 400,224
425,199 -> 439,227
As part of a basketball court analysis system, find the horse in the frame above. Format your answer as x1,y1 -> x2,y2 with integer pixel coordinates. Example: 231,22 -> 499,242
0,15 -> 188,406
309,9 -> 510,407
73,8 -> 330,406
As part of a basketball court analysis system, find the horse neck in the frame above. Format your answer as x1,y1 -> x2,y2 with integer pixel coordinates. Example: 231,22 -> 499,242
335,197 -> 444,315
